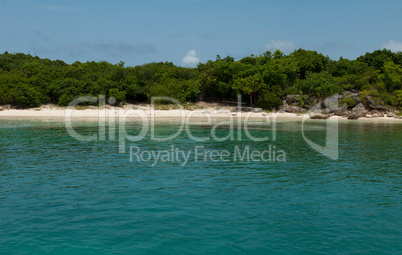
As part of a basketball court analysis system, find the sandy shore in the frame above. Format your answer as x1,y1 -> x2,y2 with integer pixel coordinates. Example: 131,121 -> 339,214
0,104 -> 401,123
0,105 -> 294,120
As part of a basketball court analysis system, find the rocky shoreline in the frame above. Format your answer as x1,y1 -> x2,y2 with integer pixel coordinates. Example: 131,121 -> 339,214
278,91 -> 401,120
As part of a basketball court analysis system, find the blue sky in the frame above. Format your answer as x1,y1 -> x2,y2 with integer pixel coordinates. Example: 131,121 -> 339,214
1,0 -> 402,67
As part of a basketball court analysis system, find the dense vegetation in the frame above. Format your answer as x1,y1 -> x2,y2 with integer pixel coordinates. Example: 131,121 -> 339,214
1,49 -> 402,109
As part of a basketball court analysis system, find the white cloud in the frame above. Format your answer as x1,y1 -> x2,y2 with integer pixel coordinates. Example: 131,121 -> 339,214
382,40 -> 402,52
182,50 -> 200,66
266,39 -> 295,53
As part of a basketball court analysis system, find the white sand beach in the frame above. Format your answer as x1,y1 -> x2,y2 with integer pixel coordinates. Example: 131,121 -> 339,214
0,103 -> 401,123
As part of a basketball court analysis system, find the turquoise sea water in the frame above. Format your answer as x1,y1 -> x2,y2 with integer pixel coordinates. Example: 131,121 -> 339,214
0,118 -> 401,254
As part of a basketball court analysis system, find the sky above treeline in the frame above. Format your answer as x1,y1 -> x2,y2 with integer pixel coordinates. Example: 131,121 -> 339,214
1,0 -> 402,67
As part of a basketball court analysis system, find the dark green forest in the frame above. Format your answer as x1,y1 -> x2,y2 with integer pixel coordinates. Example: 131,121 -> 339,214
1,49 -> 402,109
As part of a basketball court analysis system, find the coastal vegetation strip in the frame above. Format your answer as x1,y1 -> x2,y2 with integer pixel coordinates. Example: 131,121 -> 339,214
0,49 -> 401,118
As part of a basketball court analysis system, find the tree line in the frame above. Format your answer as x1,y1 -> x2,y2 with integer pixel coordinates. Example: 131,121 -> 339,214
0,49 -> 402,109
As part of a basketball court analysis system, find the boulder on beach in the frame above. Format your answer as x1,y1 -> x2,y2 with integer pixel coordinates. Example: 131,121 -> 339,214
367,96 -> 387,111
351,103 -> 367,118
342,110 -> 351,118
280,102 -> 307,113
309,112 -> 331,119
342,91 -> 361,105
286,95 -> 302,106
334,103 -> 348,116
288,106 -> 307,113
323,95 -> 341,112
348,113 -> 360,120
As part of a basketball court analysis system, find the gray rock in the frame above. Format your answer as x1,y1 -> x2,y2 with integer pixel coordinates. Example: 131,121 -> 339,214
290,106 -> 307,113
342,91 -> 361,105
395,116 -> 402,119
387,112 -> 396,118
342,110 -> 351,118
351,103 -> 367,118
309,112 -> 331,119
281,102 -> 307,113
323,95 -> 341,112
322,109 -> 332,114
251,108 -> 263,113
308,101 -> 324,113
334,103 -> 348,116
371,113 -> 380,118
304,98 -> 321,110
367,96 -> 387,111
348,113 -> 360,120
279,102 -> 290,112
286,95 -> 301,106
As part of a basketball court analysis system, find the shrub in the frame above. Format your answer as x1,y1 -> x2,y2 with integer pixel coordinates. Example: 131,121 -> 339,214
9,84 -> 41,108
283,87 -> 299,96
256,94 -> 282,110
338,97 -> 356,108
109,88 -> 127,104
257,85 -> 283,110
58,94 -> 75,106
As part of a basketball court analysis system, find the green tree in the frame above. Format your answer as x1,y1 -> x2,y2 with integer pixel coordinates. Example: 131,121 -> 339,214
233,74 -> 264,106
256,85 -> 283,110
109,88 -> 127,104
299,72 -> 341,98
290,49 -> 329,79
394,90 -> 402,107
379,59 -> 402,92
273,49 -> 284,59
9,84 -> 41,108
262,60 -> 287,89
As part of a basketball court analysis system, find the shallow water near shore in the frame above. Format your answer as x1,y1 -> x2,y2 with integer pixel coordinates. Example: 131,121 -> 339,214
0,119 -> 401,254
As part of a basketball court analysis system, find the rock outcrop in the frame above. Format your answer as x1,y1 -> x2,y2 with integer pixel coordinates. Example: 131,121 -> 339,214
366,96 -> 387,111
279,102 -> 307,113
343,110 -> 351,118
323,95 -> 341,112
342,91 -> 361,105
348,114 -> 360,120
279,92 -> 391,120
286,95 -> 302,106
309,112 -> 331,119
351,103 -> 367,118
334,103 -> 348,116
